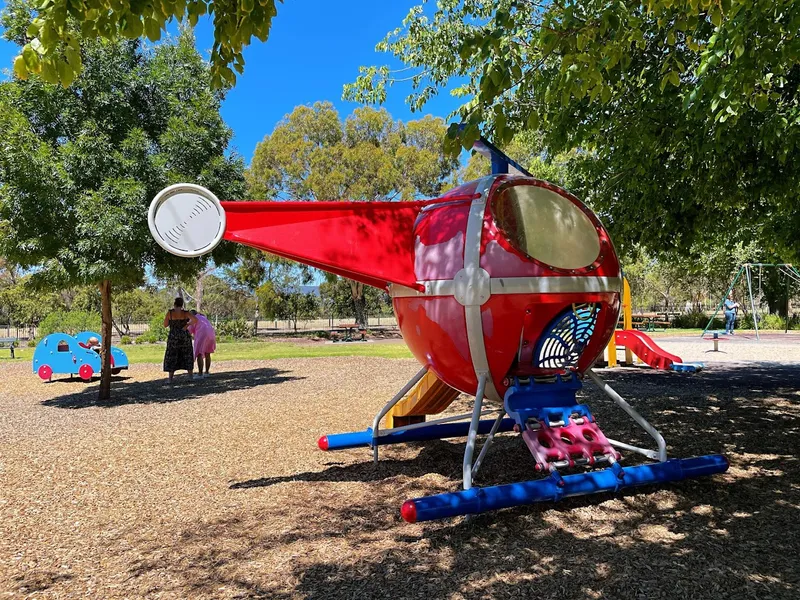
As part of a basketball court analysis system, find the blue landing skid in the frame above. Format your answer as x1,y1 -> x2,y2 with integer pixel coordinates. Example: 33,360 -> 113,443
319,418 -> 517,451
671,362 -> 704,373
401,455 -> 729,522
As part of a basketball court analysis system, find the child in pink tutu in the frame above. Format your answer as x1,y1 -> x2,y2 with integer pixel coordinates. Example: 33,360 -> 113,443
188,310 -> 216,378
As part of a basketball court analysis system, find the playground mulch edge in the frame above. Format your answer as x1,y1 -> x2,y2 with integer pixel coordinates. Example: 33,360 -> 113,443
1,355 -> 799,599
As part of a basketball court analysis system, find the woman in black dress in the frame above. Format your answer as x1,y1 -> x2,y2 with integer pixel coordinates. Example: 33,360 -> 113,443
163,297 -> 198,383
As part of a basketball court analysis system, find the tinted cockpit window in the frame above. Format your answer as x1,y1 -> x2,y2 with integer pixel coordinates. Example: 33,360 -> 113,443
492,184 -> 601,270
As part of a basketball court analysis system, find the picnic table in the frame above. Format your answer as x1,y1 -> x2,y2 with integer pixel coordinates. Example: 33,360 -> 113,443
331,323 -> 367,342
638,313 -> 671,332
619,313 -> 671,332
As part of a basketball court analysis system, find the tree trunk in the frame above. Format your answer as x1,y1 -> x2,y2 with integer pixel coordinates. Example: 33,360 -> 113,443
99,279 -> 113,401
111,317 -> 126,337
195,270 -> 211,312
349,280 -> 367,328
252,307 -> 259,337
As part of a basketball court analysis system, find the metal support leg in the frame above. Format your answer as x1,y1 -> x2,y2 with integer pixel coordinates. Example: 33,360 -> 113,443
462,374 -> 487,490
605,438 -> 661,460
586,369 -> 667,462
371,366 -> 428,463
471,410 -> 506,480
746,264 -> 760,340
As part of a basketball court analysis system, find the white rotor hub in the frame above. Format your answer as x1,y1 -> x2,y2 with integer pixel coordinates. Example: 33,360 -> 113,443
148,183 -> 226,257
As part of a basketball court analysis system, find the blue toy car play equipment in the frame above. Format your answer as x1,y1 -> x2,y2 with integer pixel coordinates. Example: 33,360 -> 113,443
32,331 -> 129,381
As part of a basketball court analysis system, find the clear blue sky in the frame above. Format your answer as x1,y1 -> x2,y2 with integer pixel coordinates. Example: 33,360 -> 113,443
0,1 -> 463,163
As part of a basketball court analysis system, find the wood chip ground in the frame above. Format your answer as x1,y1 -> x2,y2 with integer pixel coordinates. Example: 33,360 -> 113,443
2,336 -> 799,598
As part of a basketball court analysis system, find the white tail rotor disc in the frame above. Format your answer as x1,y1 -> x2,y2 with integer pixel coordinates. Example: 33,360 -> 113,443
148,183 -> 226,257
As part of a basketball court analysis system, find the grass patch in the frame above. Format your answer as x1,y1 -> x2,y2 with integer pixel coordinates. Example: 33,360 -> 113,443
7,328 -> 798,365
123,340 -> 413,364
0,341 -> 413,364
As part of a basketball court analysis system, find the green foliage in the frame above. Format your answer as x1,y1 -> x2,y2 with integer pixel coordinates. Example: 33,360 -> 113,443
0,27 -> 246,293
461,130 -> 574,187
246,103 -> 456,327
120,338 -> 414,363
759,314 -> 786,330
672,311 -> 723,330
348,1 -> 800,261
194,274 -> 256,321
741,312 -> 789,330
319,276 -> 391,319
247,102 -> 460,201
119,335 -> 132,345
71,287 -> 102,313
0,274 -> 65,325
38,310 -> 101,338
2,0 -> 279,89
137,314 -> 168,343
217,318 -> 250,339
255,280 -> 282,320
113,288 -> 161,334
621,241 -> 763,312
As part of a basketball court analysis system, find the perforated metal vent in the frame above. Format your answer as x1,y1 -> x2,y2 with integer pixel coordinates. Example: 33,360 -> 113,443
149,183 -> 226,258
534,303 -> 599,369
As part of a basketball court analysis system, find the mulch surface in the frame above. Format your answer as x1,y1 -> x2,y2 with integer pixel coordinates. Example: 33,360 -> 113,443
1,357 -> 799,599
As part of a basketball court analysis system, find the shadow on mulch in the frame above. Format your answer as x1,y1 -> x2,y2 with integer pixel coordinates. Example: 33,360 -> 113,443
230,440 -> 473,489
13,570 -> 74,594
127,362 -> 800,599
41,366 -> 302,409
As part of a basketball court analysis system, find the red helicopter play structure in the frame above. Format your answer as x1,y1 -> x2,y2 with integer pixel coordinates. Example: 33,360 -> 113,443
149,138 -> 727,522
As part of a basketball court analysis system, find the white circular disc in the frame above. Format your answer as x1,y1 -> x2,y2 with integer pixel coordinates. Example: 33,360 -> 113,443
148,183 -> 226,257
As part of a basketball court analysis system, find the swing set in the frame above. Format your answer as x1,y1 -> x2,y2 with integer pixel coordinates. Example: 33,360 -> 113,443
702,263 -> 800,340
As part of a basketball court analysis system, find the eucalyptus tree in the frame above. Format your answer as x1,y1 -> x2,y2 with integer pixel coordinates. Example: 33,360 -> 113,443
247,102 -> 460,326
0,13 -> 245,400
346,0 -> 800,260
7,0 -> 279,88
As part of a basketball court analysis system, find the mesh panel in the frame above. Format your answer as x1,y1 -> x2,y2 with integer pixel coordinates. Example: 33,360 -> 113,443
534,304 -> 599,369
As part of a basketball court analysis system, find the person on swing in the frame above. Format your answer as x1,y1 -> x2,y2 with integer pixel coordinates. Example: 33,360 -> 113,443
723,292 -> 740,335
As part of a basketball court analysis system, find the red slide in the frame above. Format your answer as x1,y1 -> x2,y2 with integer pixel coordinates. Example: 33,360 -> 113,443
614,330 -> 684,370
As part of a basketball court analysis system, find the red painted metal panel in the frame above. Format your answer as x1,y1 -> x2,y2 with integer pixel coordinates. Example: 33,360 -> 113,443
222,200 -> 431,290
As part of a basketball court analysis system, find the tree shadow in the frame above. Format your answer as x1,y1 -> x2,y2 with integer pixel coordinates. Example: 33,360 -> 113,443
13,570 -> 74,594
230,440 -> 476,489
44,374 -> 133,384
41,366 -> 302,409
108,362 -> 800,598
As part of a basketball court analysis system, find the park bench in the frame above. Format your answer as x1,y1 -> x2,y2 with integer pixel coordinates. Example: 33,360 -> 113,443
0,337 -> 18,358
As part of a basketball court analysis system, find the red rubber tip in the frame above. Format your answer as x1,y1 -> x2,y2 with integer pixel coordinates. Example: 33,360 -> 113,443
400,500 -> 417,523
317,436 -> 329,451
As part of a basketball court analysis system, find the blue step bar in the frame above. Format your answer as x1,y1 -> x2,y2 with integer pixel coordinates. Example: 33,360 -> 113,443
671,362 -> 704,373
400,455 -> 729,522
319,418 -> 517,451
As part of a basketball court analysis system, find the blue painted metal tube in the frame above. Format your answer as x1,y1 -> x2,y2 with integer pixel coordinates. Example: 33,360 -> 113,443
319,418 -> 517,451
401,455 -> 729,522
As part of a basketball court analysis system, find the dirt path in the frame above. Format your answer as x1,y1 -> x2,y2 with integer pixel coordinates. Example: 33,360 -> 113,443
1,355 -> 798,599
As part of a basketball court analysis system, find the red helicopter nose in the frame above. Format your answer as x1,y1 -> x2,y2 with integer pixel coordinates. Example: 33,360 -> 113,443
149,176 -> 622,401
391,176 -> 621,401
